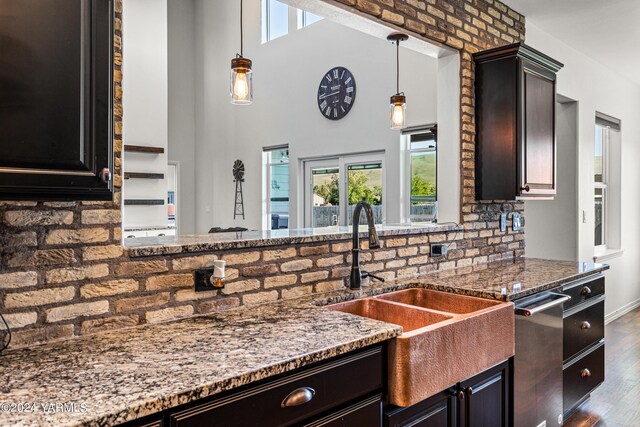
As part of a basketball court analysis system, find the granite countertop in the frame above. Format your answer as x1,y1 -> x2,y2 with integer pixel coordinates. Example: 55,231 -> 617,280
124,223 -> 461,257
301,258 -> 609,304
0,301 -> 401,427
0,258 -> 608,426
408,257 -> 610,300
123,226 -> 176,232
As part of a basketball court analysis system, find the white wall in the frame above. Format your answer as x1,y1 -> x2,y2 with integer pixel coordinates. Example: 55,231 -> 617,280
189,0 -> 438,232
168,0 -> 196,234
122,0 -> 169,229
526,100 -> 578,261
524,23 -> 640,320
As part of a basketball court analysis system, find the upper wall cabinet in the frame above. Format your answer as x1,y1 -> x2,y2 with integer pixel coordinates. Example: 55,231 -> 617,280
474,43 -> 563,200
0,0 -> 114,201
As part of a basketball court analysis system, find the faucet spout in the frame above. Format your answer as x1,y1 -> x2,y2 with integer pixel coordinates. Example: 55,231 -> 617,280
349,200 -> 381,290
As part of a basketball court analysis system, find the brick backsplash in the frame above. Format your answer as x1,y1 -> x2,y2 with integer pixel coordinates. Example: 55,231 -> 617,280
0,0 -> 525,348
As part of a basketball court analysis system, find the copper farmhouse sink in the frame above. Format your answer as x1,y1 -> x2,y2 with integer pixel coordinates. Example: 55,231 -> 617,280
327,289 -> 514,407
328,298 -> 453,332
374,288 -> 502,314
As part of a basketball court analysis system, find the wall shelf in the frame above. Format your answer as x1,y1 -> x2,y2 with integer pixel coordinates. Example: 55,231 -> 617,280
124,172 -> 165,180
124,145 -> 165,154
124,199 -> 165,206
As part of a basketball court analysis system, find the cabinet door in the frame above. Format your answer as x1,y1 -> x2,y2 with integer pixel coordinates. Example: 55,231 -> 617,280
385,389 -> 457,427
458,361 -> 510,427
0,0 -> 114,200
519,61 -> 556,198
305,395 -> 382,427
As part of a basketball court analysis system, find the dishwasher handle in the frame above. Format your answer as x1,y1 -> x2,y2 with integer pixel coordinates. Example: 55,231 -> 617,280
515,293 -> 571,317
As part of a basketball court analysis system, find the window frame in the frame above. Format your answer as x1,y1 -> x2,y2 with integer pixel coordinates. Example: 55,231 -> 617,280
263,145 -> 290,230
403,125 -> 438,223
303,152 -> 386,228
594,124 -> 608,250
263,0 -> 323,43
261,0 -> 290,43
297,9 -> 323,29
593,112 -> 622,260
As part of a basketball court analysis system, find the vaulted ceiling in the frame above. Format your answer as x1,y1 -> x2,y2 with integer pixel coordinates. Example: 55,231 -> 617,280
504,0 -> 640,86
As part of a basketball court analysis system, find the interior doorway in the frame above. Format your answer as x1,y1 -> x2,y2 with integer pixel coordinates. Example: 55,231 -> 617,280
525,96 -> 579,260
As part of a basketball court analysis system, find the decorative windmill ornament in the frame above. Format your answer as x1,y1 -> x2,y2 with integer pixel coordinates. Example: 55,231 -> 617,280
233,160 -> 245,220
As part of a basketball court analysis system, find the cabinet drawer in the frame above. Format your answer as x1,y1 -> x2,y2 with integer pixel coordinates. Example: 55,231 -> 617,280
169,347 -> 383,427
563,276 -> 604,311
563,342 -> 604,414
304,395 -> 382,427
563,299 -> 604,361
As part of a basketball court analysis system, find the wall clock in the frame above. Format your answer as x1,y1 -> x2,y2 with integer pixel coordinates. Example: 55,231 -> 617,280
317,66 -> 356,120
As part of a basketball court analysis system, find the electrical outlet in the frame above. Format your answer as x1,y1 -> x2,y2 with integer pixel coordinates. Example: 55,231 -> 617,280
195,269 -> 215,292
430,243 -> 448,257
500,213 -> 507,232
512,213 -> 522,231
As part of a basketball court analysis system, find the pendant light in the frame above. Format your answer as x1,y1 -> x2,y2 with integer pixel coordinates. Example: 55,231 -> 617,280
231,0 -> 253,105
387,33 -> 409,129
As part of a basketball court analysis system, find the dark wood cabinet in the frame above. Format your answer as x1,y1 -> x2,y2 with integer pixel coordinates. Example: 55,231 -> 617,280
0,0 -> 114,200
385,360 -> 510,427
304,395 -> 383,426
563,341 -> 605,416
385,388 -> 457,427
120,345 -> 384,427
562,275 -> 606,419
474,43 -> 563,200
458,361 -> 511,427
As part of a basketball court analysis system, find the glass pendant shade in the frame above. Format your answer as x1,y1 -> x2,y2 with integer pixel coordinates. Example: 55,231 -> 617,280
231,57 -> 253,105
390,94 -> 406,130
387,33 -> 409,130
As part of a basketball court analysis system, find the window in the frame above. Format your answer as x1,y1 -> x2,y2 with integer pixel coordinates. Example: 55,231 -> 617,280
262,0 -> 289,43
264,146 -> 289,230
262,1 -> 323,43
594,112 -> 622,255
304,153 -> 385,228
404,126 -> 437,223
297,10 -> 323,29
594,125 -> 606,247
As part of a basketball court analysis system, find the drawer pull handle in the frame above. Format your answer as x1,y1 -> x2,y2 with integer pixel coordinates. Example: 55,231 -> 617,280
580,369 -> 592,378
281,387 -> 315,408
581,286 -> 592,296
581,321 -> 591,330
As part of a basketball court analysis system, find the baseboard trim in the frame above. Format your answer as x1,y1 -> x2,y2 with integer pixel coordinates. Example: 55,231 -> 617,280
605,298 -> 640,325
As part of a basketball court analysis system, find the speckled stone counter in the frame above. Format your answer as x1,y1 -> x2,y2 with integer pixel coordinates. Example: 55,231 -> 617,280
305,258 -> 609,304
124,223 -> 461,257
0,301 -> 401,427
0,258 -> 607,426
410,257 -> 609,300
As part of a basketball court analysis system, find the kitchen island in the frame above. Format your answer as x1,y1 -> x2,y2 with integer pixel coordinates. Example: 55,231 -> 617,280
0,258 -> 607,426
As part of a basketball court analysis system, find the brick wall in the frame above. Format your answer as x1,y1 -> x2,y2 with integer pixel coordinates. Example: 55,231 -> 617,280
0,0 -> 525,348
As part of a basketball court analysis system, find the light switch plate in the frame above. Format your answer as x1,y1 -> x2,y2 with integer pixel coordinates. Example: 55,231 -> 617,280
500,213 -> 507,232
512,213 -> 522,231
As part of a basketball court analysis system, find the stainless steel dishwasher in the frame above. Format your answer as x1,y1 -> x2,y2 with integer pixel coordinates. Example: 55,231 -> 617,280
514,290 -> 571,427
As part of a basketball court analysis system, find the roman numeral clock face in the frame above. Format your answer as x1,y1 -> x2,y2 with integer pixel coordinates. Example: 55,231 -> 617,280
317,67 -> 356,120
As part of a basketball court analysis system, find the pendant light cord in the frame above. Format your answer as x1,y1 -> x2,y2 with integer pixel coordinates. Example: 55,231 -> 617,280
240,0 -> 244,57
396,40 -> 400,95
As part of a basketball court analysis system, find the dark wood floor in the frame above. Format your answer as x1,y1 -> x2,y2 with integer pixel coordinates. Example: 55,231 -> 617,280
564,307 -> 640,427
